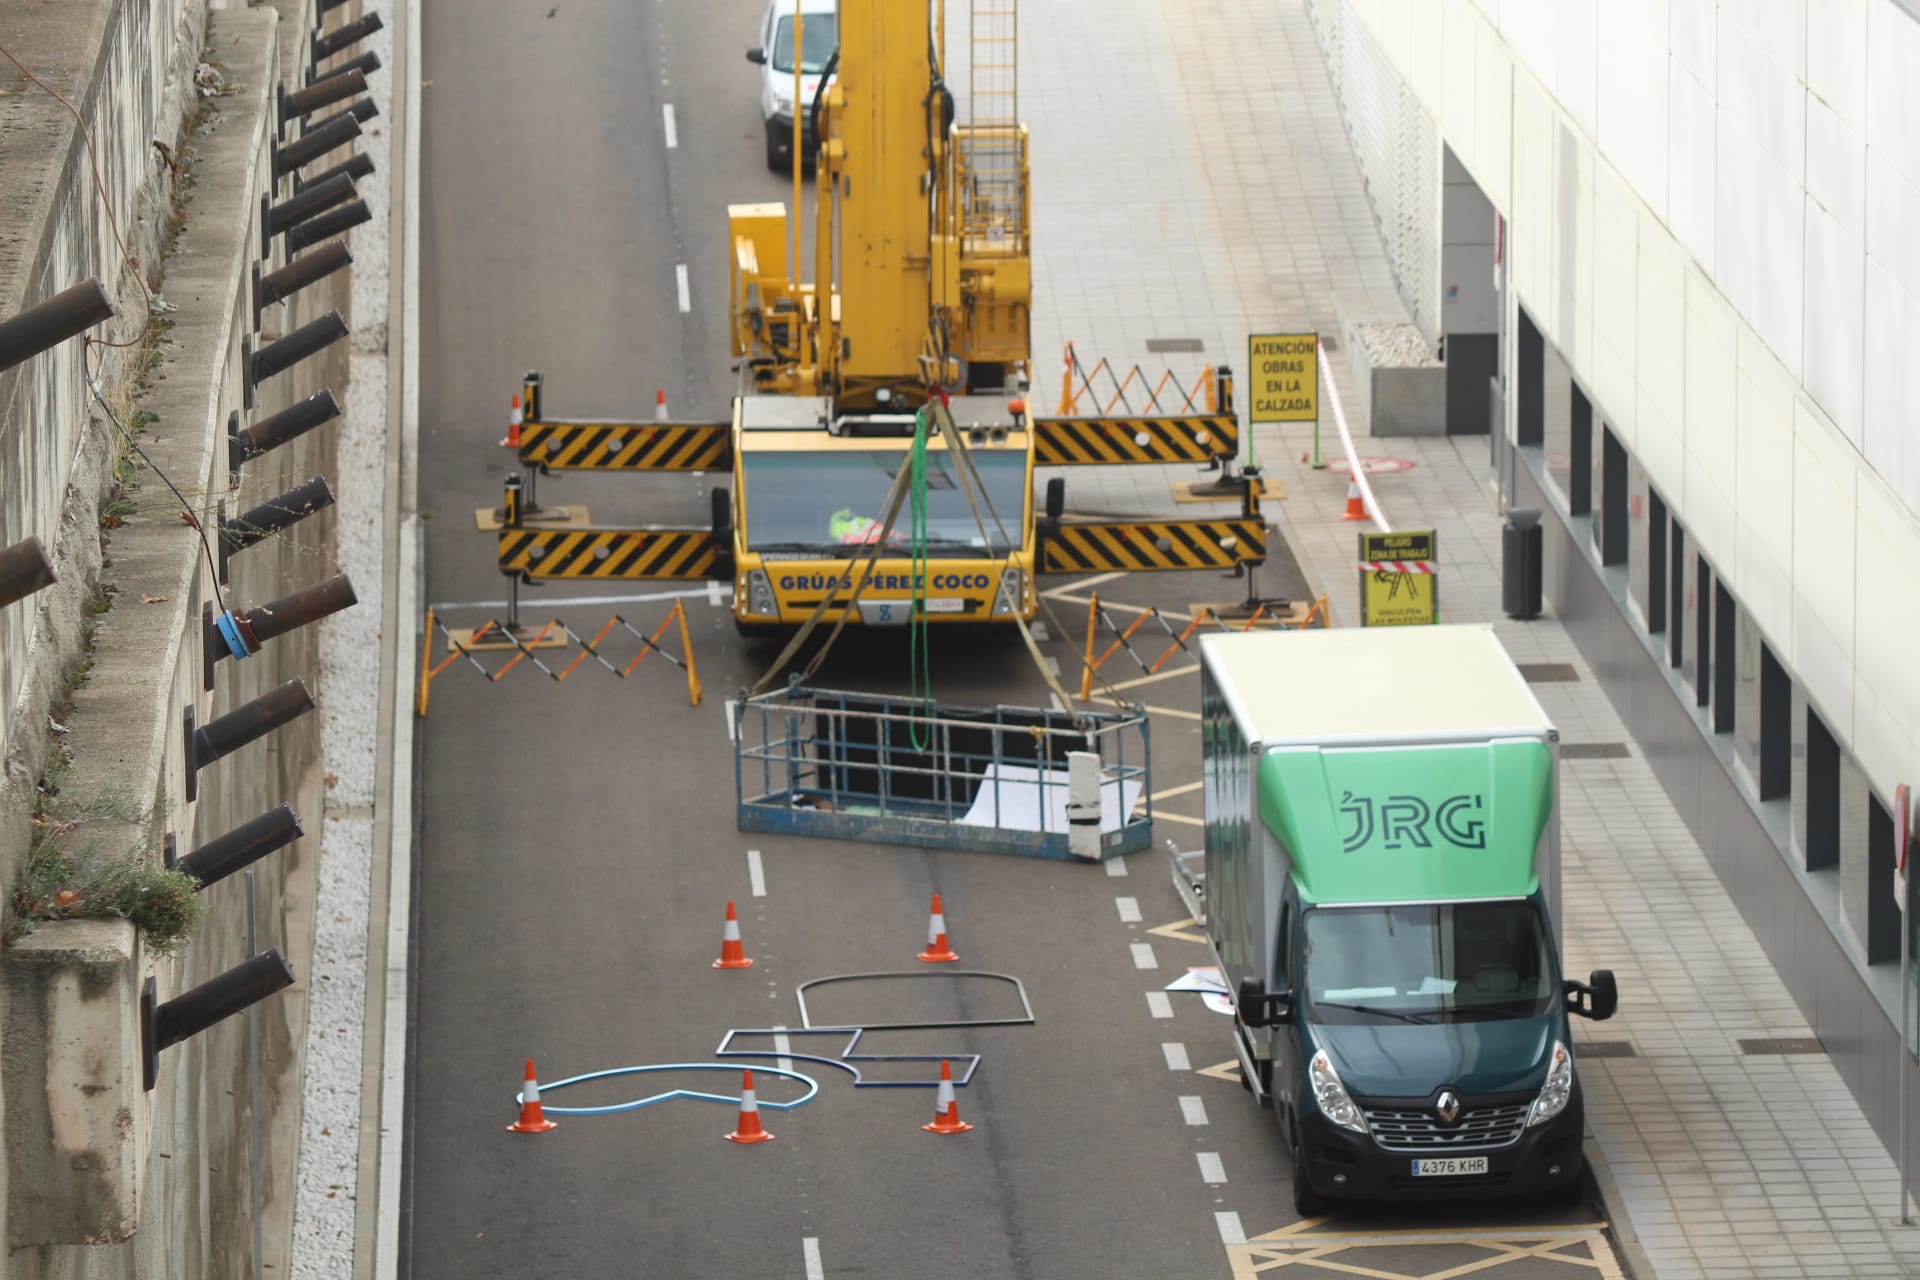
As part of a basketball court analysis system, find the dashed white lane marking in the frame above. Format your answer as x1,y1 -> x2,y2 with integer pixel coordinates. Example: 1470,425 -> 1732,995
708,578 -> 725,607
1146,992 -> 1174,1019
803,1236 -> 824,1280
1179,1095 -> 1209,1126
1116,896 -> 1141,923
1131,942 -> 1158,970
662,103 -> 678,147
1104,856 -> 1129,877
1197,1152 -> 1227,1184
1215,1212 -> 1246,1245
676,263 -> 691,312
1162,1042 -> 1190,1070
772,1026 -> 794,1074
725,698 -> 739,742
747,848 -> 766,897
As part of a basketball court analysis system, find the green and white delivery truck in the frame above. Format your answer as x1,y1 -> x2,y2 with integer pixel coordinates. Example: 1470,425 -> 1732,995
1199,624 -> 1616,1214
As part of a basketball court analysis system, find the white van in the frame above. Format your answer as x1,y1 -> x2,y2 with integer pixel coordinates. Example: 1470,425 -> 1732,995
747,0 -> 838,171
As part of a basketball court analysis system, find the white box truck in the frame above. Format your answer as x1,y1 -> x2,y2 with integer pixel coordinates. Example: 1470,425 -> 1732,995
1200,624 -> 1616,1214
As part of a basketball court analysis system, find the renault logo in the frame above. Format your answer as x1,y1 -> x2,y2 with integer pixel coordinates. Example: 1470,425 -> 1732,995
1435,1090 -> 1461,1125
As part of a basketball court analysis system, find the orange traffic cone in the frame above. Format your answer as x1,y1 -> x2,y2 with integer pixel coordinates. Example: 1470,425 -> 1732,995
713,900 -> 754,969
922,1058 -> 973,1134
918,893 -> 959,963
1339,476 -> 1367,521
507,1059 -> 557,1133
655,388 -> 669,422
500,393 -> 523,449
725,1069 -> 776,1143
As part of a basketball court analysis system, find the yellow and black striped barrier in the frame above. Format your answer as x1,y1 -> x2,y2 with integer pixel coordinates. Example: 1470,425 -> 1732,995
518,420 -> 732,472
1041,516 -> 1266,574
497,527 -> 724,581
1032,414 -> 1239,466
415,603 -> 702,717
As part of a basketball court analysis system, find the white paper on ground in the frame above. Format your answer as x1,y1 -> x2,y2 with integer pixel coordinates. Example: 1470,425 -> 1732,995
1165,966 -> 1234,1015
957,762 -> 1144,834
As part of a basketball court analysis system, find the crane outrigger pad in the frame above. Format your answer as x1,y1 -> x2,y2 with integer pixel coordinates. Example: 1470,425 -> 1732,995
734,686 -> 1152,860
1031,413 -> 1238,465
517,420 -> 732,472
1041,516 -> 1267,573
497,527 -> 725,581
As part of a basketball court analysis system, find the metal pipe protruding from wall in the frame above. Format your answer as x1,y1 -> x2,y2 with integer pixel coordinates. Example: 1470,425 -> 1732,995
191,679 -> 316,771
309,50 -> 380,86
179,804 -> 304,888
284,200 -> 371,255
297,151 -> 374,195
317,0 -> 354,13
0,279 -> 115,373
314,13 -> 384,62
248,309 -> 348,392
237,574 -> 358,646
0,537 -> 57,610
219,475 -> 336,581
266,171 -> 356,236
143,951 -> 296,1090
229,389 -> 341,472
274,112 -> 361,178
254,243 -> 352,328
280,67 -> 367,126
303,97 -> 380,140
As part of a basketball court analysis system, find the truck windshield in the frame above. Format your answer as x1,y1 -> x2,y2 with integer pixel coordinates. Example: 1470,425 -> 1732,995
1302,902 -> 1555,1024
743,450 -> 1026,554
771,15 -> 837,74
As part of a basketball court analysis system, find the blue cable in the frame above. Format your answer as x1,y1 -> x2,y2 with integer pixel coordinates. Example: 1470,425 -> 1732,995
520,1062 -> 820,1117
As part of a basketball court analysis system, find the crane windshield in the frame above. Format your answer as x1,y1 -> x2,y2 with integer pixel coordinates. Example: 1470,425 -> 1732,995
771,15 -> 837,74
744,450 -> 1025,554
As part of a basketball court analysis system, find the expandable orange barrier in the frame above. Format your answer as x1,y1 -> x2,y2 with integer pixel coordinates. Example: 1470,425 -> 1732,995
415,600 -> 702,716
1075,591 -> 1332,699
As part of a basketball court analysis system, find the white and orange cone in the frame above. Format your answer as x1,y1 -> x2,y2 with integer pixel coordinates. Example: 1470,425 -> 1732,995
713,900 -> 754,969
500,393 -> 523,449
725,1069 -> 776,1143
655,388 -> 669,422
507,1058 -> 557,1133
922,1058 -> 973,1134
918,893 -> 959,963
1339,476 -> 1367,521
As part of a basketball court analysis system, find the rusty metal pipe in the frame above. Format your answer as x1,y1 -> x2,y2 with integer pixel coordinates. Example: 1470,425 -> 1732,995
0,537 -> 57,609
309,50 -> 380,85
296,151 -> 374,193
220,475 -> 336,565
230,389 -> 341,472
0,279 -> 114,373
237,574 -> 357,645
254,244 -> 352,328
266,172 -> 355,236
303,96 -> 380,139
179,805 -> 303,888
192,679 -> 315,769
275,113 -> 360,177
144,951 -> 295,1089
281,67 -> 366,123
249,309 -> 348,388
314,13 -> 384,61
284,199 -> 370,254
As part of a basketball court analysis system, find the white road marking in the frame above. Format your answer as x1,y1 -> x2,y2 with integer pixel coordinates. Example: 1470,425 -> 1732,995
803,1236 -> 824,1280
747,848 -> 766,897
1151,780 -> 1203,802
1197,1152 -> 1227,1184
662,103 -> 678,148
708,579 -> 724,607
725,698 -> 739,742
431,586 -> 727,611
1131,942 -> 1158,970
676,263 -> 691,313
772,1025 -> 793,1074
1179,1095 -> 1209,1126
1115,896 -> 1141,923
1031,620 -> 1050,641
1146,991 -> 1173,1019
1215,1211 -> 1246,1245
1104,856 -> 1128,877
1162,1042 -> 1190,1070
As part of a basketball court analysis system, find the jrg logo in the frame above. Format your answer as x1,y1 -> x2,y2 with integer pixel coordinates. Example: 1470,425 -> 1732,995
1338,792 -> 1486,853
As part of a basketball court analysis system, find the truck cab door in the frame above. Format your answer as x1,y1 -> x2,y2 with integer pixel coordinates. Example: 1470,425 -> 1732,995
1271,897 -> 1296,1114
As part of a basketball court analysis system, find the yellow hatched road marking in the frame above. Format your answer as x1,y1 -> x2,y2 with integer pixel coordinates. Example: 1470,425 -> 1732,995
1195,1059 -> 1242,1083
1151,779 -> 1203,802
1155,812 -> 1203,827
1228,1220 -> 1624,1280
1147,917 -> 1207,943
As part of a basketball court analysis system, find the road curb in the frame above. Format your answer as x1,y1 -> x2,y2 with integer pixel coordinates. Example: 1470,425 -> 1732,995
1583,1130 -> 1653,1279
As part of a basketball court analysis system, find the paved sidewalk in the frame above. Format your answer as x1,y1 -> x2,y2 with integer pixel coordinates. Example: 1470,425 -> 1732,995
1017,0 -> 1920,1276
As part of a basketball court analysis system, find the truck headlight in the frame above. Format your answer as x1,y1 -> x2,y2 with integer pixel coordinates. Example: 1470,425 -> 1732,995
1308,1048 -> 1366,1133
992,567 -> 1025,616
1528,1040 -> 1574,1127
746,569 -> 776,617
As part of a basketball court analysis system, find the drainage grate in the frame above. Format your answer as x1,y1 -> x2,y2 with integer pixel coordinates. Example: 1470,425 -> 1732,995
1519,662 -> 1580,683
1738,1037 -> 1824,1056
1146,337 -> 1204,354
1561,742 -> 1630,760
1578,1041 -> 1638,1059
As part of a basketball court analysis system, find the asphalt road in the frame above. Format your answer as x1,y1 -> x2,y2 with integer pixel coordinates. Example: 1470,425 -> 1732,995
406,4 -> 1625,1278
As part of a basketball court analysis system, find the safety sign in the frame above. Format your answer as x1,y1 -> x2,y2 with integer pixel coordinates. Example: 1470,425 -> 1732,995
1248,333 -> 1319,423
1358,529 -> 1438,627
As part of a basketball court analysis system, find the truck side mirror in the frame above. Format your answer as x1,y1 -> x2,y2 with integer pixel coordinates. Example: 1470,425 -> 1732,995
1237,975 -> 1291,1028
1045,476 -> 1066,522
711,485 -> 733,537
746,46 -> 766,64
1564,969 -> 1618,1021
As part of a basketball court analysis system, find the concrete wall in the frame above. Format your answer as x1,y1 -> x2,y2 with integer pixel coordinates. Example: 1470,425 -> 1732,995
0,0 -> 354,1275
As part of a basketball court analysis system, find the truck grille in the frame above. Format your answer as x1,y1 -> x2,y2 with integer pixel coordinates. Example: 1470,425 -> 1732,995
1365,1103 -> 1529,1151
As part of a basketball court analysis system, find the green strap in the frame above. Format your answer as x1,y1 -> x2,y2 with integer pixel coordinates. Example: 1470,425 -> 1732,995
908,408 -> 933,750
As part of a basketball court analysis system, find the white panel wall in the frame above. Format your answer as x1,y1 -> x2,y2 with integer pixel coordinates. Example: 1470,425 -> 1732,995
1338,0 -> 1920,804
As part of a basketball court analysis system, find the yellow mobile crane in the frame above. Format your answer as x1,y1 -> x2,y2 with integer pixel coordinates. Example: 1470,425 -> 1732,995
489,0 -> 1266,634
